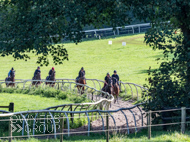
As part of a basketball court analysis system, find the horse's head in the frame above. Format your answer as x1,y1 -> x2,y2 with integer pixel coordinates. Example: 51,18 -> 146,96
112,77 -> 118,85
36,72 -> 41,79
108,77 -> 112,87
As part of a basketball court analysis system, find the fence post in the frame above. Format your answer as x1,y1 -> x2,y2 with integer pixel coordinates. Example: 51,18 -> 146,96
148,110 -> 151,139
181,107 -> 186,134
60,116 -> 64,142
106,112 -> 109,142
9,117 -> 12,142
70,105 -> 73,124
9,103 -> 14,112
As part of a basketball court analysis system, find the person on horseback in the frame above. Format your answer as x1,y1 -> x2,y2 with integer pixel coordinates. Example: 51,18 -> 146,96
112,70 -> 119,85
48,67 -> 55,79
102,72 -> 112,91
33,66 -> 41,79
76,67 -> 85,83
8,67 -> 14,78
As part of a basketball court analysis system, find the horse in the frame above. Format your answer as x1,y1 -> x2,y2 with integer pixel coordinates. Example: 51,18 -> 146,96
102,77 -> 113,97
76,76 -> 86,94
112,77 -> 120,103
32,72 -> 41,87
45,71 -> 56,87
5,71 -> 15,87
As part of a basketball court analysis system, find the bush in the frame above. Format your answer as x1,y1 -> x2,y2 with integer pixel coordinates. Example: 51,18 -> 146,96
57,92 -> 67,100
70,117 -> 88,129
2,87 -> 15,93
70,94 -> 87,103
34,87 -> 44,95
0,86 -> 88,102
22,88 -> 30,94
43,88 -> 58,97
14,88 -> 22,94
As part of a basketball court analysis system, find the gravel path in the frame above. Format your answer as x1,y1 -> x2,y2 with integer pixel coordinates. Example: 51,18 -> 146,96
66,96 -> 147,135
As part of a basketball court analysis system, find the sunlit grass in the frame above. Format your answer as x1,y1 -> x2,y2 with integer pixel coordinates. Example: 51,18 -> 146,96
0,33 -> 164,86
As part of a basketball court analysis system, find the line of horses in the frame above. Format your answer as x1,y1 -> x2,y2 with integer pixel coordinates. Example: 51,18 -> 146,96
4,71 -> 120,103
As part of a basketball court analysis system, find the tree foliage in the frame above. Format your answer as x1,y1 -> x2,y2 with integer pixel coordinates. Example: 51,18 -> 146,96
132,0 -> 190,114
0,0 -> 132,65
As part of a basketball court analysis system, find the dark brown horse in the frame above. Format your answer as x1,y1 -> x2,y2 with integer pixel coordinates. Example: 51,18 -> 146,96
5,71 -> 15,87
112,78 -> 120,103
102,77 -> 113,97
76,77 -> 86,94
46,71 -> 56,87
32,72 -> 41,87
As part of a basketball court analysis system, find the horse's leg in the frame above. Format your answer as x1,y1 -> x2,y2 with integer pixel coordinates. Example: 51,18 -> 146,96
82,86 -> 84,94
117,86 -> 120,103
77,85 -> 80,93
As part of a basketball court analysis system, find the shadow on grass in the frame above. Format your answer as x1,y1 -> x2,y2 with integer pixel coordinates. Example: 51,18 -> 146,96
137,68 -> 158,74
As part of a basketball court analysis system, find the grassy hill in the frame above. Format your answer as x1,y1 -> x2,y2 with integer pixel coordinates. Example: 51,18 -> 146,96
0,33 -> 163,85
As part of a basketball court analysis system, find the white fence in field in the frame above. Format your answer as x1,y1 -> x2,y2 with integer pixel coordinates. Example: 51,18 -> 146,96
83,23 -> 151,39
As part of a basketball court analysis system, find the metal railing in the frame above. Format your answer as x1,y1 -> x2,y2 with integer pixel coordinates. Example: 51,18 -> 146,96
0,78 -> 148,142
0,78 -> 148,100
0,103 -> 145,139
83,23 -> 151,39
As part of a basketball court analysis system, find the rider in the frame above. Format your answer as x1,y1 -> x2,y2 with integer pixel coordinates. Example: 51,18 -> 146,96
8,67 -> 14,78
33,66 -> 41,78
102,72 -> 111,90
112,70 -> 119,85
76,67 -> 85,83
48,67 -> 55,78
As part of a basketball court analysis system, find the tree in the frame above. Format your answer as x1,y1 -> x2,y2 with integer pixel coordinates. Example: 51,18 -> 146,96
0,0 -> 132,66
129,0 -> 190,119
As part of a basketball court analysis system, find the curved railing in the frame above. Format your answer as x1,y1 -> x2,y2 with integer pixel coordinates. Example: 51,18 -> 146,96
0,78 -> 147,140
0,78 -> 148,100
0,103 -> 145,139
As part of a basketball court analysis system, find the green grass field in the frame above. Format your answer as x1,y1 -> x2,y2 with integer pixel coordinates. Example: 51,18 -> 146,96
0,33 -> 163,86
2,130 -> 190,142
0,34 -> 177,141
0,93 -> 74,112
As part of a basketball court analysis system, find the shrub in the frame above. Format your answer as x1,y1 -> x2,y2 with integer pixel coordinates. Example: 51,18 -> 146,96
14,88 -> 23,94
22,88 -> 30,94
43,88 -> 58,97
2,87 -> 15,93
70,94 -> 87,103
57,92 -> 67,100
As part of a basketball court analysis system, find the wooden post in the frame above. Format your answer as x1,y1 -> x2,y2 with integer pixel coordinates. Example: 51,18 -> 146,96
181,107 -> 186,134
60,116 -> 64,142
148,110 -> 151,139
70,105 -> 73,124
9,117 -> 12,142
9,103 -> 14,112
106,113 -> 109,142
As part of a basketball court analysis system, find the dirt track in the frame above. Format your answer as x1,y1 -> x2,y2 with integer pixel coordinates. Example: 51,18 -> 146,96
65,97 -> 147,135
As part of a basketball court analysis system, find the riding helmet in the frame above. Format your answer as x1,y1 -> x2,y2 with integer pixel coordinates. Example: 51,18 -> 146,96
107,72 -> 110,75
11,67 -> 14,70
114,70 -> 117,73
37,66 -> 40,69
52,67 -> 55,70
81,67 -> 84,70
